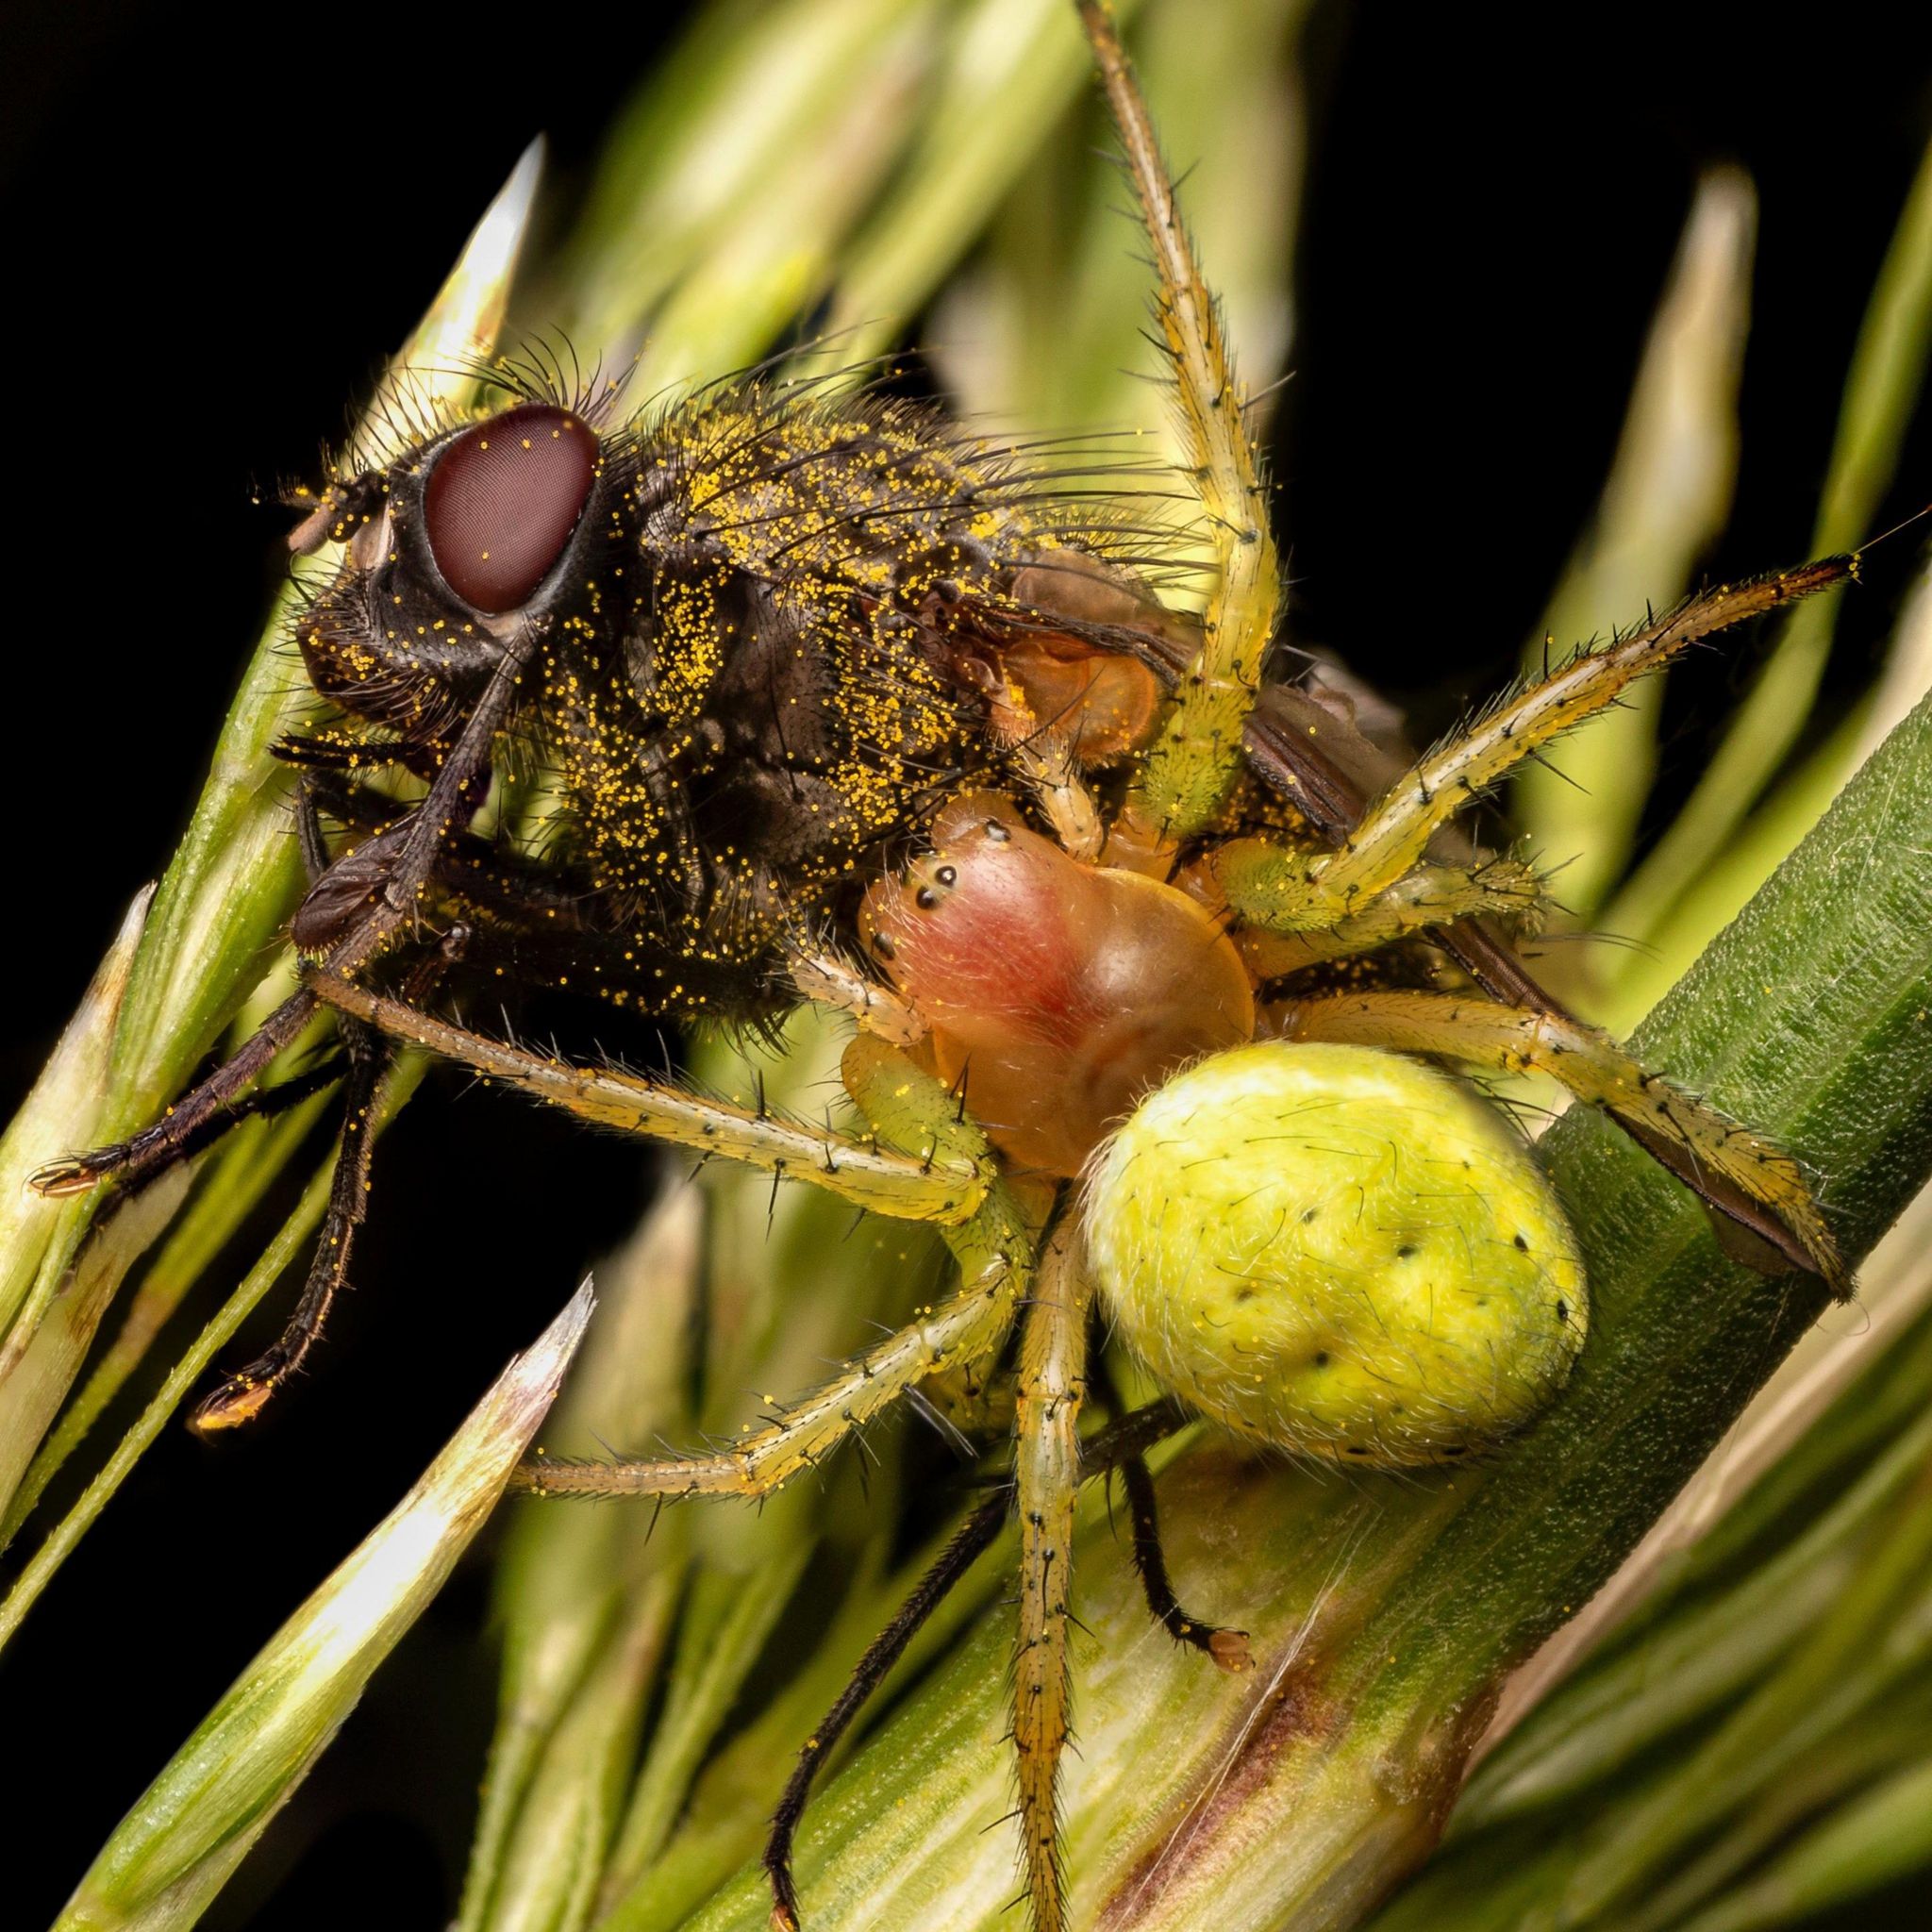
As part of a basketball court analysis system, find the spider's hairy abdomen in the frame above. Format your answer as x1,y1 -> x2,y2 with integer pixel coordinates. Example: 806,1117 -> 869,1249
1086,1040 -> 1588,1468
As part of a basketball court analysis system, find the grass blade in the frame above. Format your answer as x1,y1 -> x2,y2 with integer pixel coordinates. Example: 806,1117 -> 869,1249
54,1282 -> 592,1932
1601,133 -> 1932,958
1512,168 -> 1755,929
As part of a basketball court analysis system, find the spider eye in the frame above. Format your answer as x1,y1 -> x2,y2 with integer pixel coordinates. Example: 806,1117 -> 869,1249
423,404 -> 599,613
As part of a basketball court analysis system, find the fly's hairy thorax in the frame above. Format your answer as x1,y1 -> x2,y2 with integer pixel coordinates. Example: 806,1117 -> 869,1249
527,397 -> 1124,994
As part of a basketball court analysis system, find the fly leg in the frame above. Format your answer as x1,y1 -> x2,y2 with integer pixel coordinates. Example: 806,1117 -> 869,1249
30,991 -> 324,1198
186,1018 -> 393,1431
32,767 -> 357,1200
32,622 -> 541,1199
189,926 -> 468,1432
764,1491 -> 1011,1932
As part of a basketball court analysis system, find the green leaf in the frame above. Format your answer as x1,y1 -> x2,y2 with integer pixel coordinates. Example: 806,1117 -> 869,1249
1371,1294 -> 1932,1932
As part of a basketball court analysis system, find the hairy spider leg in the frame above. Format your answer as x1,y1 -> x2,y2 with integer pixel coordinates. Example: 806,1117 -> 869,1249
1252,559 -> 1856,936
299,980 -> 1043,1504
510,1036 -> 1037,1498
1225,554 -> 1857,1283
515,1225 -> 1028,1503
1233,683 -> 1839,1278
1080,0 -> 1279,841
304,976 -> 991,1225
1217,848 -> 1548,971
1285,990 -> 1848,1295
763,1399 -> 1195,1929
934,13 -> 1284,1922
1236,682 -> 1573,1011
1012,1214 -> 1095,1932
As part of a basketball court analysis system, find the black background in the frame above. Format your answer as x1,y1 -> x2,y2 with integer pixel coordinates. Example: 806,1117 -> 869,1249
3,3 -> 1929,1925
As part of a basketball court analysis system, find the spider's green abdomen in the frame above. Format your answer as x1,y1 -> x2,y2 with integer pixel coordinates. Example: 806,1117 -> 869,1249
1084,1041 -> 1587,1468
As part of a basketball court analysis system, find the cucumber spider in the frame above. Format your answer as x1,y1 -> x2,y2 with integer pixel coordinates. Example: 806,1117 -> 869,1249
34,4 -> 1853,1926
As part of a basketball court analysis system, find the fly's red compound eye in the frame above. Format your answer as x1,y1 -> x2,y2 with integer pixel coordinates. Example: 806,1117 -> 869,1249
423,404 -> 599,613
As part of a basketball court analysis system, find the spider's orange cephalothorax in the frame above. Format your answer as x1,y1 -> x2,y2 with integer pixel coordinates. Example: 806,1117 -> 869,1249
859,793 -> 1253,1174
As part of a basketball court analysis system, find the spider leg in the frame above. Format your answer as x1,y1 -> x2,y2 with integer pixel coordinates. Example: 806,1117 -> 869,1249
1285,989 -> 1848,1294
514,1239 -> 1027,1501
787,947 -> 922,1043
444,1039 -> 1031,1503
763,1401 -> 1192,1929
1008,732 -> 1105,862
304,975 -> 991,1226
1012,1212 -> 1095,1932
1236,683 -> 1845,1276
1261,558 -> 1856,931
1215,841 -> 1546,968
1080,0 -> 1279,841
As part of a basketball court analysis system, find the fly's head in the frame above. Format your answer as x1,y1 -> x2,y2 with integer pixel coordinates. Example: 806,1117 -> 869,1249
287,400 -> 625,742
